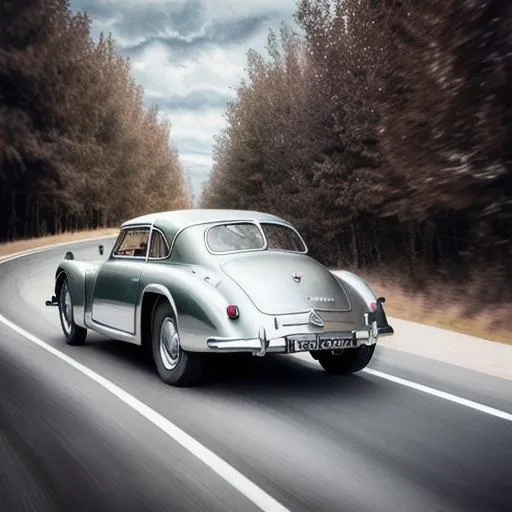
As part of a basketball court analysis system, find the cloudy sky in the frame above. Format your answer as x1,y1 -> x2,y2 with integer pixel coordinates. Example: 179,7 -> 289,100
69,0 -> 299,201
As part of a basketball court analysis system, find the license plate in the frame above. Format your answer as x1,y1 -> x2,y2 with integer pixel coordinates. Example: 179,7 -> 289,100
290,334 -> 356,352
318,335 -> 356,350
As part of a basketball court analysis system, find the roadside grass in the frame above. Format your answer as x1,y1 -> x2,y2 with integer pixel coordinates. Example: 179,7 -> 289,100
366,275 -> 511,346
1,229 -> 509,345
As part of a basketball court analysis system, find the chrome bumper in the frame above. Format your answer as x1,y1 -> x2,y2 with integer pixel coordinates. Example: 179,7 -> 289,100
206,322 -> 380,357
378,324 -> 394,336
206,299 -> 394,357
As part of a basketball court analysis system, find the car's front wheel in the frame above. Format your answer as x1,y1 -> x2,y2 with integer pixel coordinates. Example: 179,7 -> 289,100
314,345 -> 375,375
58,276 -> 87,346
151,301 -> 205,387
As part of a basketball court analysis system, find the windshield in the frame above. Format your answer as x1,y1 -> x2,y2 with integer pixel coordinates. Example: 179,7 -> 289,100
206,222 -> 307,254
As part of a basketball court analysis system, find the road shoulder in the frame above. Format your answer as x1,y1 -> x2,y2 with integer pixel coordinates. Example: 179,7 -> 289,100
1,235 -> 511,382
380,317 -> 512,381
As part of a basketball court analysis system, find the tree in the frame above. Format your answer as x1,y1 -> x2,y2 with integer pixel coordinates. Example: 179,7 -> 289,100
293,0 -> 389,264
202,25 -> 313,219
0,0 -> 189,241
202,0 -> 512,307
376,0 -> 512,296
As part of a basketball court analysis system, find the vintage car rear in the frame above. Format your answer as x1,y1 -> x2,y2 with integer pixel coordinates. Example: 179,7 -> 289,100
175,218 -> 393,360
47,209 -> 393,386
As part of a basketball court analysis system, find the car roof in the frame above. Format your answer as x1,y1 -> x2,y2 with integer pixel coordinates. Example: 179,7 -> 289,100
122,209 -> 293,239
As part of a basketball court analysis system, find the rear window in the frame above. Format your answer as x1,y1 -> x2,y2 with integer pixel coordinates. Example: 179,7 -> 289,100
206,223 -> 265,253
261,223 -> 307,252
206,222 -> 307,254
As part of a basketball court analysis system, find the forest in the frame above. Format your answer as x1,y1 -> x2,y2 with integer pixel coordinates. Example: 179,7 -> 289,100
1,0 -> 510,334
201,0 -> 512,319
0,0 -> 190,241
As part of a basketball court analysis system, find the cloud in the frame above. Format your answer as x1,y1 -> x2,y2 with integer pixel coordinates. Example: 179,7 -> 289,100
70,0 -> 298,200
168,109 -> 228,155
73,0 -> 285,58
166,108 -> 228,165
146,89 -> 233,110
115,0 -> 205,39
128,42 -> 246,97
120,14 -> 272,61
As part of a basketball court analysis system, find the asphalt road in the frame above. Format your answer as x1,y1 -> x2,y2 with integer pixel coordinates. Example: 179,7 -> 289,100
0,239 -> 511,512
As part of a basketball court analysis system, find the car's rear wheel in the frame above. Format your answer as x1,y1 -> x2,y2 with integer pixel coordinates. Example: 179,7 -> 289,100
151,301 -> 205,387
314,345 -> 375,375
58,276 -> 87,346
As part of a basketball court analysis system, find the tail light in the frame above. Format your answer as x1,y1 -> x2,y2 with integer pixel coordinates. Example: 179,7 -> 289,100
226,305 -> 239,319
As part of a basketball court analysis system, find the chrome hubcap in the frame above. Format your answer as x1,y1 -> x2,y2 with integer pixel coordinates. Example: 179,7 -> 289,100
159,317 -> 180,370
60,282 -> 72,335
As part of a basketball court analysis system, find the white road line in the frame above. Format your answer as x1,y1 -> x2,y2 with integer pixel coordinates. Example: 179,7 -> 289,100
0,240 -> 290,512
0,234 -> 117,264
0,313 -> 290,512
292,353 -> 512,422
363,368 -> 512,422
2,238 -> 510,511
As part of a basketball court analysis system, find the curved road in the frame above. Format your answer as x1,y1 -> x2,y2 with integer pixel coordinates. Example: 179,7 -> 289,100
0,239 -> 511,512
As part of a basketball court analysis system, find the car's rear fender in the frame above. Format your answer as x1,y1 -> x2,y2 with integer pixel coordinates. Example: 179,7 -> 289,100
55,259 -> 102,329
138,264 -> 272,352
330,270 -> 376,321
137,265 -> 393,354
144,267 -> 377,353
331,270 -> 394,335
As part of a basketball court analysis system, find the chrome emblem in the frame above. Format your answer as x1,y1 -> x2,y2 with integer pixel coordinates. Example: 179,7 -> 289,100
309,309 -> 324,327
307,296 -> 335,303
291,272 -> 302,283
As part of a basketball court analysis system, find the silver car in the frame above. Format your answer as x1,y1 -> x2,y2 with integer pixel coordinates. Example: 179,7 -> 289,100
47,209 -> 394,386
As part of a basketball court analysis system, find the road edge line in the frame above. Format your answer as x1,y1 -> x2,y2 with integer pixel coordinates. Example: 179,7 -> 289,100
290,354 -> 512,422
0,234 -> 118,264
0,313 -> 290,512
363,368 -> 512,422
0,240 -> 290,512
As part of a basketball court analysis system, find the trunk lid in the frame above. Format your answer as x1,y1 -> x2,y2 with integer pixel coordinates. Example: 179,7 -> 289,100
221,252 -> 351,315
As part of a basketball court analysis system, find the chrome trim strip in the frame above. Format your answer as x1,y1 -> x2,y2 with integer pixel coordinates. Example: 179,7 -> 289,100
206,327 -> 377,354
84,315 -> 140,344
203,220 -> 308,256
255,326 -> 269,356
140,284 -> 180,331
110,224 -> 152,261
168,219 -> 262,257
166,217 -> 309,260
278,310 -> 357,326
206,337 -> 287,353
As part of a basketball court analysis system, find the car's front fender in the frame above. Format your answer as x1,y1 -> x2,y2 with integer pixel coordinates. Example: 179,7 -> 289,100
55,259 -> 102,329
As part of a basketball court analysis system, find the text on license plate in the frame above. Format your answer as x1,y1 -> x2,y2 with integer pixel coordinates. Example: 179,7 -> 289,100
292,335 -> 356,352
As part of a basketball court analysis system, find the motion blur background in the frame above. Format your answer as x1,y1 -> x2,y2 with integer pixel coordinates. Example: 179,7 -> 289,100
1,0 -> 511,343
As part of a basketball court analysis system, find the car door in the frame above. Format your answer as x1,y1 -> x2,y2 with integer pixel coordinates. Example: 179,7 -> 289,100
91,225 -> 150,334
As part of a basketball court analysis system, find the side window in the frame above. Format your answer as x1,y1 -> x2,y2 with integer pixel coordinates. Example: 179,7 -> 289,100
149,230 -> 170,259
113,227 -> 150,258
